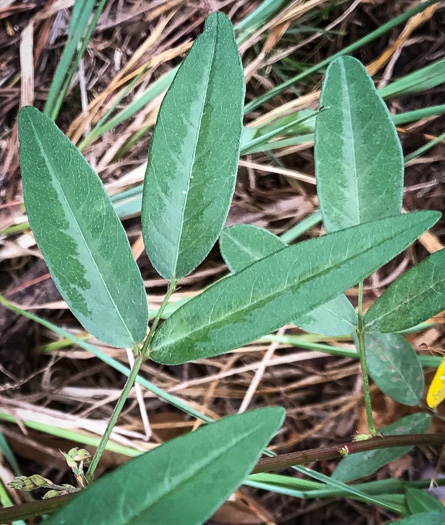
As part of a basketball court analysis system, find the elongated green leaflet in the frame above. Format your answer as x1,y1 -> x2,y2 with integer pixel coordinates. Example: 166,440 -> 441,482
142,12 -> 244,280
151,212 -> 439,365
405,488 -> 445,515
363,333 -> 424,406
365,248 -> 445,333
18,106 -> 148,348
219,224 -> 357,336
396,513 -> 445,525
315,56 -> 403,233
332,413 -> 431,482
220,224 -> 285,273
43,407 -> 285,525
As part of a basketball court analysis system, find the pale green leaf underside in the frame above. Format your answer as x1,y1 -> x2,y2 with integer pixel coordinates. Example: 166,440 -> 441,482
332,413 -> 431,482
151,212 -> 439,365
405,488 -> 445,515
142,12 -> 244,280
362,332 -> 423,406
44,407 -> 285,525
219,224 -> 357,336
315,56 -> 403,234
365,248 -> 445,333
19,106 -> 148,348
395,513 -> 445,525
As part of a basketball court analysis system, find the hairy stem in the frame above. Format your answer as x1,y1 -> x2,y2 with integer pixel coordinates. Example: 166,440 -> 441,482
253,433 -> 445,473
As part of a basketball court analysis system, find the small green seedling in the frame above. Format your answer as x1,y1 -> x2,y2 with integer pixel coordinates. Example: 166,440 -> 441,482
3,10 -> 445,525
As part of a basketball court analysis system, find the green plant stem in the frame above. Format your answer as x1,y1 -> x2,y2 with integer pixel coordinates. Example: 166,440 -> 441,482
3,432 -> 445,523
85,355 -> 143,482
141,279 -> 177,357
0,293 -> 212,423
356,281 -> 376,435
83,278 -> 176,481
0,494 -> 73,523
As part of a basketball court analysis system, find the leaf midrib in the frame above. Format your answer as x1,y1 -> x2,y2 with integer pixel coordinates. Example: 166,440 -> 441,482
171,19 -> 219,279
339,61 -> 360,227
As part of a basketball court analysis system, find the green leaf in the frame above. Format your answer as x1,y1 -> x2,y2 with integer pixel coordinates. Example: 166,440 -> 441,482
405,488 -> 445,515
393,512 -> 445,525
365,249 -> 445,333
295,295 -> 356,337
332,413 -> 431,482
315,56 -> 403,233
151,212 -> 439,365
43,407 -> 285,525
219,224 -> 357,336
142,12 -> 244,280
18,106 -> 148,348
219,224 -> 285,273
363,333 -> 424,406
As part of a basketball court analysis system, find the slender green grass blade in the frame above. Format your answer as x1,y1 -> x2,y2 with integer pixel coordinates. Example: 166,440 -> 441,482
244,0 -> 440,113
0,432 -> 22,474
393,104 -> 445,125
280,211 -> 323,243
405,131 -> 445,164
78,68 -> 177,151
380,59 -> 445,98
244,103 -> 445,155
44,0 -> 96,119
250,473 -> 445,498
235,0 -> 293,43
49,0 -> 108,121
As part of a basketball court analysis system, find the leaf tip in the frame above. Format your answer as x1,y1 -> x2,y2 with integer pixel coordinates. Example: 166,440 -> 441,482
205,11 -> 229,30
18,105 -> 37,131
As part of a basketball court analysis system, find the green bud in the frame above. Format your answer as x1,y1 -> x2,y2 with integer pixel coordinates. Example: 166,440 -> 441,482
42,490 -> 60,499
